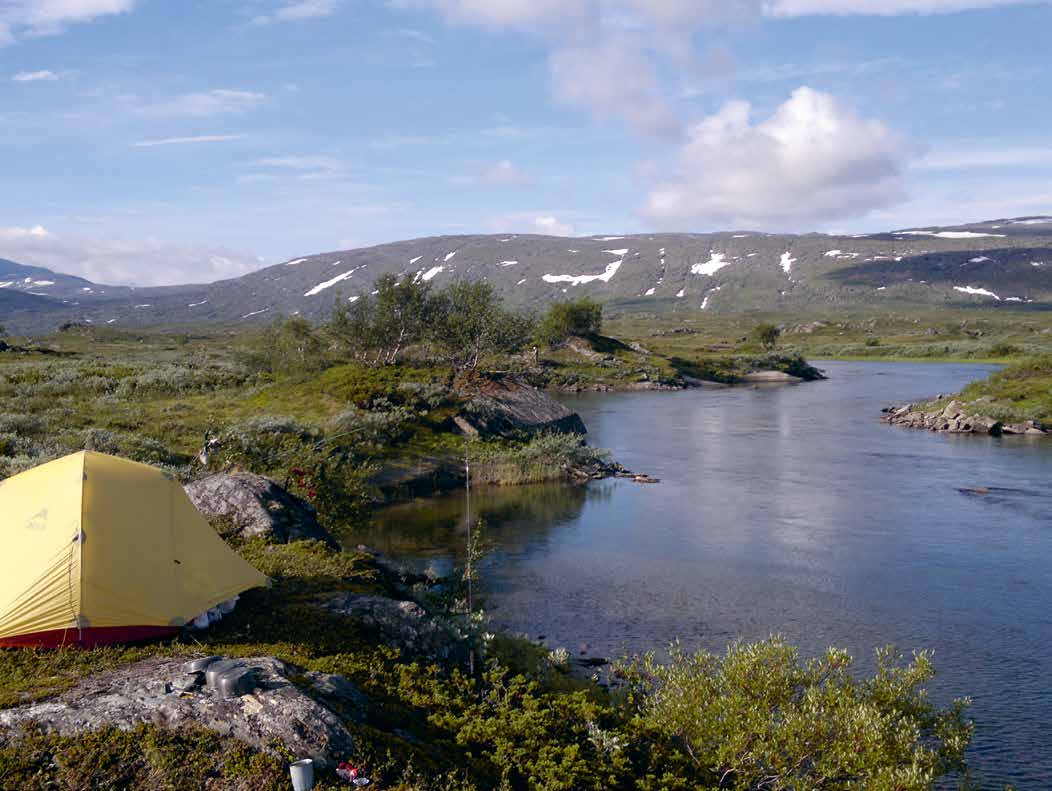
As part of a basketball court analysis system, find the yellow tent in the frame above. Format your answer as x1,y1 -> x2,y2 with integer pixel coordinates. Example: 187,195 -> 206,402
0,451 -> 267,648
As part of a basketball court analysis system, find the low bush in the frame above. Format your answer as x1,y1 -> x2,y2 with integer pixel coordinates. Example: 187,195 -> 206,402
619,639 -> 972,791
0,723 -> 300,791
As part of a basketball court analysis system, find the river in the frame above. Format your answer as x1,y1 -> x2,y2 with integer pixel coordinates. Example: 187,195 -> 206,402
355,361 -> 1052,789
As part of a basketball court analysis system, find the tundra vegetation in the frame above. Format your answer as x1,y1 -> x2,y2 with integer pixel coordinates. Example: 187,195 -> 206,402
0,534 -> 974,790
0,285 -> 1017,789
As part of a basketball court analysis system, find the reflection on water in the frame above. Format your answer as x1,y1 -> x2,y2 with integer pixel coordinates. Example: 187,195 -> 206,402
344,482 -> 599,575
345,361 -> 1052,790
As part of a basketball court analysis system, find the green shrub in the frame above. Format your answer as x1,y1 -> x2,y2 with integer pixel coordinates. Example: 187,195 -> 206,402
0,724 -> 298,790
619,638 -> 972,791
537,299 -> 604,348
987,342 -> 1021,357
751,323 -> 781,351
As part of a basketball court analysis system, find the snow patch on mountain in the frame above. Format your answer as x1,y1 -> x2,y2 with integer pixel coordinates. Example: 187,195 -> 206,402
899,231 -> 1006,239
542,257 -> 623,286
691,252 -> 730,276
304,266 -> 363,297
954,285 -> 1000,300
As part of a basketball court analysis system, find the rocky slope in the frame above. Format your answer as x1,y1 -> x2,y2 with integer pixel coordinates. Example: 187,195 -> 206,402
3,216 -> 1051,334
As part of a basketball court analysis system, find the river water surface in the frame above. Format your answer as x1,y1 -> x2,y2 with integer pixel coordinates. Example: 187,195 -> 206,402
356,361 -> 1052,789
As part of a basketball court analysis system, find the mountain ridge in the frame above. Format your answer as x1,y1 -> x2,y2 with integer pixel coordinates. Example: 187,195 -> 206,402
2,216 -> 1050,334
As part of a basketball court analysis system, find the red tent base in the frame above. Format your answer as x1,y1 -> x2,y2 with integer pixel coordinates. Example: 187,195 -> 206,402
0,625 -> 180,649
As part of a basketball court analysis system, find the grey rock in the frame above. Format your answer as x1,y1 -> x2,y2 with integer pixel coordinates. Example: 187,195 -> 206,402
0,656 -> 354,768
455,378 -> 586,438
741,370 -> 803,383
883,400 -> 1042,437
327,593 -> 468,663
306,672 -> 369,723
185,472 -> 337,547
968,415 -> 1003,435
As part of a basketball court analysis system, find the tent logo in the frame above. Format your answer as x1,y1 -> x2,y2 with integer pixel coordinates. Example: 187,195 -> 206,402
24,509 -> 48,531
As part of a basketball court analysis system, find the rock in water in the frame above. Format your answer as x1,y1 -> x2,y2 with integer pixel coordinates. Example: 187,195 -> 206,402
0,656 -> 354,768
185,472 -> 338,546
454,378 -> 587,438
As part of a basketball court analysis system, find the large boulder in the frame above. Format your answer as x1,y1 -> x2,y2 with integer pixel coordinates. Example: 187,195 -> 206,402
185,472 -> 337,547
0,656 -> 355,768
454,378 -> 586,438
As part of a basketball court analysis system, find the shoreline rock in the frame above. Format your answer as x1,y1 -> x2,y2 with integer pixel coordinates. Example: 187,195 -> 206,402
882,398 -> 1049,436
454,377 -> 587,437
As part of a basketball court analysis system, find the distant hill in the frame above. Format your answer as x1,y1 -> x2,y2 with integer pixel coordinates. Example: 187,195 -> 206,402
2,217 -> 1051,334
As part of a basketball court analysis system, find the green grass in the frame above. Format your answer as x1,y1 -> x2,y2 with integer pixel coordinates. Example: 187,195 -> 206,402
0,320 -> 991,789
956,355 -> 1052,423
606,306 -> 1052,364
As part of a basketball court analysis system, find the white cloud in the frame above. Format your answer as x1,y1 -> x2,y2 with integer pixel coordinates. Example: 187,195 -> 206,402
642,86 -> 914,228
478,160 -> 533,185
131,134 -> 248,148
533,215 -> 576,236
138,89 -> 266,118
0,225 -> 260,286
343,203 -> 411,216
626,0 -> 762,26
0,0 -> 136,43
0,224 -> 52,240
253,155 -> 344,170
391,0 -> 586,27
238,154 -> 355,184
11,69 -> 69,82
403,0 -> 1033,144
488,213 -> 577,236
915,146 -> 1052,171
252,0 -> 343,24
548,38 -> 682,139
250,154 -> 348,181
764,0 -> 1032,16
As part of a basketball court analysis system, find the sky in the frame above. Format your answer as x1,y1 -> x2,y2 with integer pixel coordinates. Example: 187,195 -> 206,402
0,0 -> 1050,286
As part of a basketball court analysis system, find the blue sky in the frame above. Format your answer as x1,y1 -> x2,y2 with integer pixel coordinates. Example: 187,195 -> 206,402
0,0 -> 1050,285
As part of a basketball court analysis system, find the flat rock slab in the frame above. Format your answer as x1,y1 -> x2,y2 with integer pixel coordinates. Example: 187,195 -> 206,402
741,370 -> 804,383
0,656 -> 354,767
